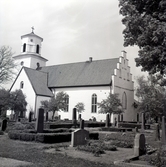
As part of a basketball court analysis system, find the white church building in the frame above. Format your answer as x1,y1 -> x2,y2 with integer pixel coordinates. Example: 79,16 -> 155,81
10,30 -> 136,123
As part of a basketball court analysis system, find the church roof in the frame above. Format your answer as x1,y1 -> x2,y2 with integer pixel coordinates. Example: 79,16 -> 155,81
21,32 -> 43,41
24,67 -> 53,97
39,58 -> 119,88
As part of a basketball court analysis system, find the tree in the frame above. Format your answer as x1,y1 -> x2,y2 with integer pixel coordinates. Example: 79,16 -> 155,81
119,0 -> 166,75
98,93 -> 124,115
0,89 -> 10,117
9,89 -> 27,120
41,91 -> 68,120
0,46 -> 17,85
135,75 -> 165,120
75,102 -> 85,113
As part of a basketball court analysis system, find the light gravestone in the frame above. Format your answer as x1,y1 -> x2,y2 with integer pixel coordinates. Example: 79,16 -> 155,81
105,114 -> 110,127
1,119 -> 7,131
71,119 -> 89,147
35,108 -> 44,133
161,116 -> 166,145
134,133 -> 146,156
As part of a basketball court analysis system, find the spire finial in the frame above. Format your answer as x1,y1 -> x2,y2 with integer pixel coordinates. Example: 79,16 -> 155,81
31,26 -> 34,33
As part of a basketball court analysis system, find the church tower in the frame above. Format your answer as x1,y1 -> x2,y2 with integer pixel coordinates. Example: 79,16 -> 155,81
13,27 -> 48,70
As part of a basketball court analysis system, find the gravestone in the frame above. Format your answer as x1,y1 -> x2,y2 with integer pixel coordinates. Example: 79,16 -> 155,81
71,129 -> 89,147
105,114 -> 110,127
134,127 -> 138,133
72,108 -> 77,128
154,123 -> 160,141
161,116 -> 166,145
114,117 -> 117,127
1,119 -> 7,131
80,119 -> 84,129
134,133 -> 146,156
28,112 -> 33,122
141,112 -> 145,132
78,114 -> 82,122
35,108 -> 44,133
45,112 -> 48,122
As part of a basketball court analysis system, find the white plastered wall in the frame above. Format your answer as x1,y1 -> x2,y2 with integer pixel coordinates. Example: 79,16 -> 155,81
10,68 -> 36,118
112,51 -> 135,122
52,86 -> 112,122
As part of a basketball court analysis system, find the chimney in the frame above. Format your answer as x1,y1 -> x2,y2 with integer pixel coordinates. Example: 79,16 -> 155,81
89,57 -> 93,62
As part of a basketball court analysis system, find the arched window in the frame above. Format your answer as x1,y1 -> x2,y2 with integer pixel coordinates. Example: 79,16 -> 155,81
122,92 -> 127,109
91,94 -> 97,113
36,45 -> 39,54
20,61 -> 24,66
20,81 -> 24,89
23,43 -> 26,52
64,95 -> 69,112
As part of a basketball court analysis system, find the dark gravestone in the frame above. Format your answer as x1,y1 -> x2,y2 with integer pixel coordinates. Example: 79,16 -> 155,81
134,133 -> 146,156
80,119 -> 84,130
28,112 -> 33,122
1,119 -> 7,131
114,117 -> 117,127
105,114 -> 110,127
35,108 -> 44,133
154,123 -> 160,141
72,108 -> 77,128
161,116 -> 166,145
71,129 -> 89,147
45,112 -> 48,122
141,112 -> 145,132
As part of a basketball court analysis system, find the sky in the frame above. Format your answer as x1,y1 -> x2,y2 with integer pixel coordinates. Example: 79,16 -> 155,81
0,0 -> 147,88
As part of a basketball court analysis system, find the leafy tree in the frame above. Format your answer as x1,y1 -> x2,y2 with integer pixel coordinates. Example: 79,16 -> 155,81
9,89 -> 27,120
135,75 -> 165,119
75,102 -> 85,113
41,91 -> 68,120
98,93 -> 124,115
0,89 -> 10,117
119,0 -> 166,75
0,46 -> 17,85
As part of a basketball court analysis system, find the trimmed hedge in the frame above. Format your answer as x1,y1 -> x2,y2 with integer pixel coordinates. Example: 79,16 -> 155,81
8,130 -> 98,143
118,122 -> 150,129
101,127 -> 132,132
8,130 -> 71,143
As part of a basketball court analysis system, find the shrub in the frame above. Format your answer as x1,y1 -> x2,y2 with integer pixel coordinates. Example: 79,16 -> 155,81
89,132 -> 99,140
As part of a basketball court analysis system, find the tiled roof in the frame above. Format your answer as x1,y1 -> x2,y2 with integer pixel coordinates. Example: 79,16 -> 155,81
24,67 -> 53,97
39,58 -> 119,88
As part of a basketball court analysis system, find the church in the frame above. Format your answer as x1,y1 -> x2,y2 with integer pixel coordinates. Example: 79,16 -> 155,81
10,29 -> 136,123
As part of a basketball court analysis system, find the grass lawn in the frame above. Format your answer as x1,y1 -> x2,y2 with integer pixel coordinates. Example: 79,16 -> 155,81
0,133 -> 118,167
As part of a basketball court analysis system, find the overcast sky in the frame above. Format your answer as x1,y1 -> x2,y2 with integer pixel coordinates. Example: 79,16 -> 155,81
0,0 -> 147,88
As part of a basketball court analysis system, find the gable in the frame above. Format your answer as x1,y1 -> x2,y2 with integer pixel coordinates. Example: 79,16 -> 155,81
24,67 -> 53,97
39,58 -> 119,88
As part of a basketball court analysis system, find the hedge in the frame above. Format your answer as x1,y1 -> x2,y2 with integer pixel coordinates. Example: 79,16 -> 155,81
8,130 -> 99,143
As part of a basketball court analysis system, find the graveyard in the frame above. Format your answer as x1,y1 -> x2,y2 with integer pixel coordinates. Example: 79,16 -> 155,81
0,108 -> 166,167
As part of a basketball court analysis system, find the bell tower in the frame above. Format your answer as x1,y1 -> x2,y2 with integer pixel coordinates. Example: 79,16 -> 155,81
13,27 -> 48,70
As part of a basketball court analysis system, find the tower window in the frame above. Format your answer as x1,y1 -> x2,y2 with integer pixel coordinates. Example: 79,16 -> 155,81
36,45 -> 39,54
20,81 -> 24,89
23,43 -> 26,52
30,39 -> 33,42
91,94 -> 97,113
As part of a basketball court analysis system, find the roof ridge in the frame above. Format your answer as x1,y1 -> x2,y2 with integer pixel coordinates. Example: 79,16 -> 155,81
43,57 -> 119,68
